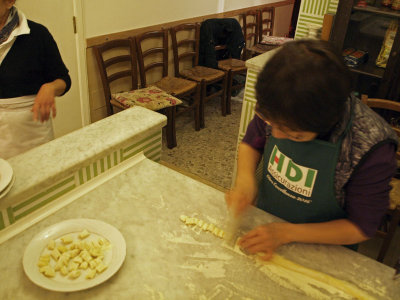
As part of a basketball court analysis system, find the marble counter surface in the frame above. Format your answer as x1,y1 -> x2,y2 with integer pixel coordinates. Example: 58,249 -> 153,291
245,47 -> 281,72
1,107 -> 166,210
0,155 -> 398,299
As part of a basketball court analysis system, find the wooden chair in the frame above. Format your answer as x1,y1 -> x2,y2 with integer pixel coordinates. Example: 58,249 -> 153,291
93,38 -> 181,149
170,23 -> 227,128
259,7 -> 275,41
135,29 -> 201,131
242,10 -> 259,60
215,46 -> 246,115
361,94 -> 400,263
198,17 -> 246,115
249,7 -> 279,55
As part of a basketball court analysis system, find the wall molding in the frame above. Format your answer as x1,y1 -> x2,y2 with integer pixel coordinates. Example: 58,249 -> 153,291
86,0 -> 294,47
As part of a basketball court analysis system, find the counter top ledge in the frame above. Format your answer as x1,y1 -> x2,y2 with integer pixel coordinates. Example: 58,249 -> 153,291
1,107 -> 166,210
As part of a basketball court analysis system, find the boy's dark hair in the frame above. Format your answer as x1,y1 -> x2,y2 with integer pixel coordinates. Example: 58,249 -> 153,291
255,39 -> 352,134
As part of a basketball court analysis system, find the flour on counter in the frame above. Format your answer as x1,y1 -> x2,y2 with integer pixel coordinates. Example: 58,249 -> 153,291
200,283 -> 258,300
185,283 -> 197,292
223,281 -> 269,300
161,231 -> 210,246
205,216 -> 218,224
150,194 -> 166,209
357,280 -> 387,299
188,250 -> 233,261
180,261 -> 226,278
143,284 -> 165,300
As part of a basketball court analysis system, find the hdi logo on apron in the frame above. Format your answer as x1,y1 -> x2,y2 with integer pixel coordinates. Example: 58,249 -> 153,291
268,145 -> 318,197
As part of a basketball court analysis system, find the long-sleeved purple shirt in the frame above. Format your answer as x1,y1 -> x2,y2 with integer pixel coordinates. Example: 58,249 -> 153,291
243,115 -> 397,237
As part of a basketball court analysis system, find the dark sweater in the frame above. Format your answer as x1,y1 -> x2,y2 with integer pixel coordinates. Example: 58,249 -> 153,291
199,18 -> 245,69
0,20 -> 71,98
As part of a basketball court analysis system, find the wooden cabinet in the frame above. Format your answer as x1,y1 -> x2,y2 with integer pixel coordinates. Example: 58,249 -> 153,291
330,0 -> 400,99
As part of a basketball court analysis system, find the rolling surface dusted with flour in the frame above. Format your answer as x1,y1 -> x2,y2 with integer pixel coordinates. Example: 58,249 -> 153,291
1,158 -> 398,299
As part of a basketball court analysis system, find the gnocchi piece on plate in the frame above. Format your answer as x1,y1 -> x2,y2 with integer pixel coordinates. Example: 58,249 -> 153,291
37,229 -> 111,280
61,235 -> 73,244
39,265 -> 55,277
68,270 -> 81,279
78,229 -> 90,239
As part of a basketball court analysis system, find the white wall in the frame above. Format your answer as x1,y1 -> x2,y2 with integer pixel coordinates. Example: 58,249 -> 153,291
83,0 -> 277,38
274,5 -> 293,36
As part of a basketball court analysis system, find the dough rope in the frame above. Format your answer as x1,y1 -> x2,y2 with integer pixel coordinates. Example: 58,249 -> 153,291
265,254 -> 376,300
179,215 -> 376,299
229,241 -> 377,300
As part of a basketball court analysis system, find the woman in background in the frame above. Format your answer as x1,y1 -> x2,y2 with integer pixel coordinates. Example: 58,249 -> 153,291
0,0 -> 71,159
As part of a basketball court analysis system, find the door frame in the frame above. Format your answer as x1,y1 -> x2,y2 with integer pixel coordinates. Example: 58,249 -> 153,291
73,0 -> 91,126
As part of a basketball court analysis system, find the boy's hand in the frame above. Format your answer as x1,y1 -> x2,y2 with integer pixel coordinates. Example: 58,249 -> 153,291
238,223 -> 290,260
225,175 -> 258,217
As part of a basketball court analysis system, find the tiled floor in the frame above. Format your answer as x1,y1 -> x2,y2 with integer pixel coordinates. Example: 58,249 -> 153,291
161,96 -> 242,189
161,95 -> 400,269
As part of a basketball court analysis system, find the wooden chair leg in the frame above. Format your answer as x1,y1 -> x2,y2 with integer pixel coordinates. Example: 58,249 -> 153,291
377,206 -> 400,262
226,70 -> 233,115
221,74 -> 228,117
200,80 -> 206,129
194,83 -> 201,131
165,106 -> 177,149
220,72 -> 228,117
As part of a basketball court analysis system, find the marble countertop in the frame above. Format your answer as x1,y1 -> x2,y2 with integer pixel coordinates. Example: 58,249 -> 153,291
245,47 -> 281,71
0,156 -> 398,299
1,107 -> 166,210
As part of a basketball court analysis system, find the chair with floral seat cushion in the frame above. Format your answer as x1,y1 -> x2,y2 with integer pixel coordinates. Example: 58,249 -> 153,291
361,94 -> 400,264
170,23 -> 227,128
249,7 -> 290,56
93,38 -> 182,148
112,86 -> 181,110
135,29 -> 201,131
251,7 -> 276,54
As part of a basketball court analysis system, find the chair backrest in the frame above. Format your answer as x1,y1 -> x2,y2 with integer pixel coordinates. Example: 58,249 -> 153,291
361,94 -> 400,160
135,29 -> 168,88
242,10 -> 259,59
259,7 -> 275,41
170,23 -> 200,77
93,38 -> 138,116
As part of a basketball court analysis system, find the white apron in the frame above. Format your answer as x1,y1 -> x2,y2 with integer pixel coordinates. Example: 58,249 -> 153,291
0,95 -> 54,159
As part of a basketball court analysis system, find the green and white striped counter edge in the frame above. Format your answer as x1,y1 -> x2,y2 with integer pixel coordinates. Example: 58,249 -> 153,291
239,69 -> 258,143
295,0 -> 339,39
0,130 -> 162,231
232,68 -> 260,187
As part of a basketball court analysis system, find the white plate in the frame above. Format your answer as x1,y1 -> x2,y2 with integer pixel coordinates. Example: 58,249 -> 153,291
0,159 -> 13,193
23,219 -> 126,292
0,174 -> 15,200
